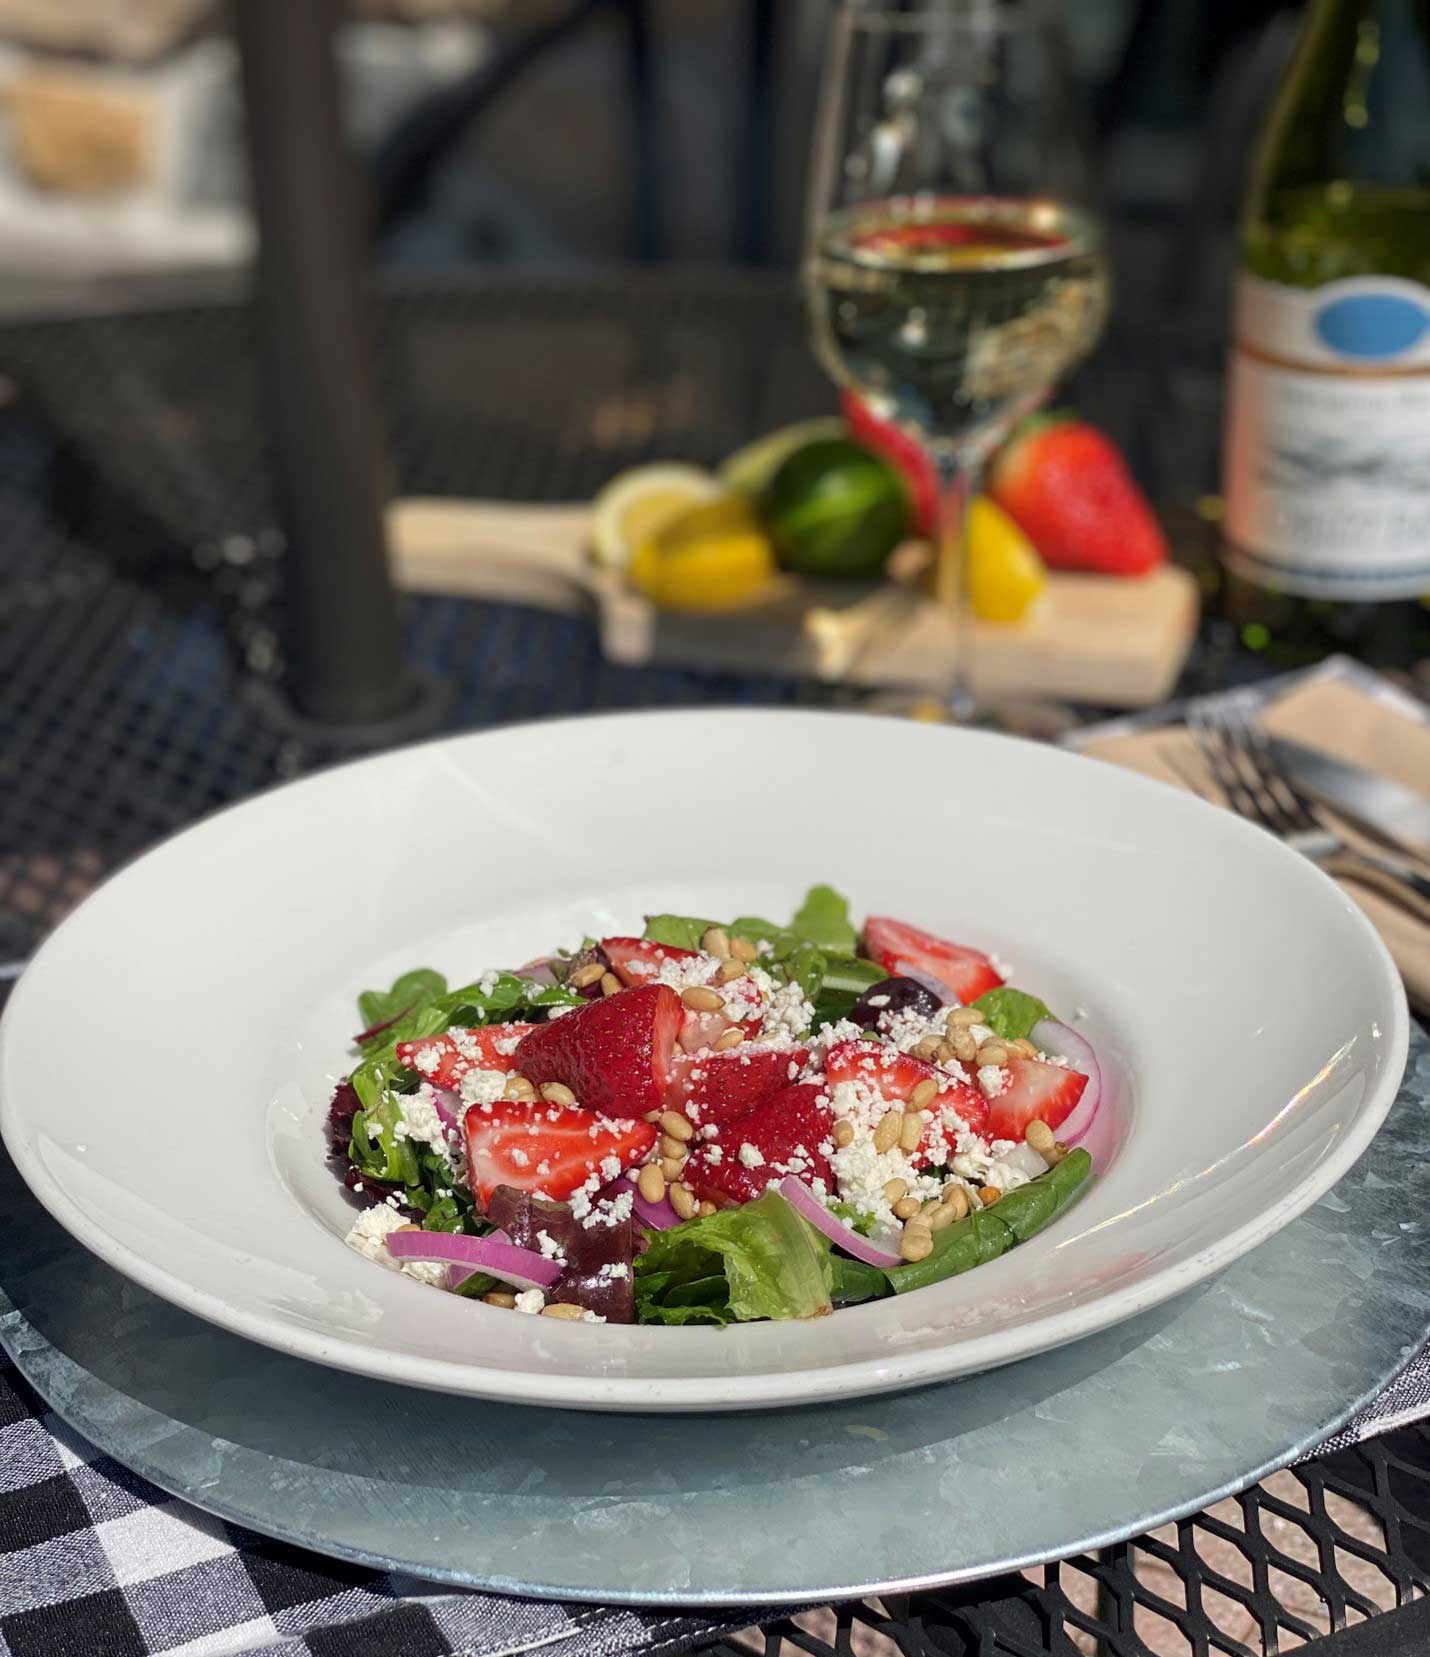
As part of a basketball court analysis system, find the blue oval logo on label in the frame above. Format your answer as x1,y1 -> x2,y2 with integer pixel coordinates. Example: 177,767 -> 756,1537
1314,293 -> 1430,359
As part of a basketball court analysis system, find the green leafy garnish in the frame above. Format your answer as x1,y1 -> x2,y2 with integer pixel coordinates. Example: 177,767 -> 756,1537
634,1192 -> 834,1324
357,968 -> 447,1048
642,913 -> 716,951
972,987 -> 1051,1043
829,1254 -> 891,1307
790,884 -> 857,953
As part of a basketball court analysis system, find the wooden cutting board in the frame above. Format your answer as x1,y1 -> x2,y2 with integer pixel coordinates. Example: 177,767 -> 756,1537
388,498 -> 1200,707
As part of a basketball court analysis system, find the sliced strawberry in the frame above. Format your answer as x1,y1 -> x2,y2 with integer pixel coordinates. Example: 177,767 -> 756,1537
681,1083 -> 834,1207
862,916 -> 1003,1004
824,1038 -> 990,1147
601,936 -> 701,988
664,1045 -> 810,1125
463,1099 -> 656,1205
985,1057 -> 1087,1142
396,1024 -> 537,1089
513,983 -> 681,1117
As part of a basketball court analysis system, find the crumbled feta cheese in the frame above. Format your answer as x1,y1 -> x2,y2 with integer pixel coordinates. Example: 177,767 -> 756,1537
514,1288 -> 545,1314
977,1064 -> 1008,1098
458,1067 -> 506,1106
752,979 -> 815,1046
595,1261 -> 630,1282
984,1158 -> 1032,1193
737,1142 -> 766,1169
706,1145 -> 724,1164
535,1229 -> 567,1264
478,970 -> 501,995
654,950 -> 722,991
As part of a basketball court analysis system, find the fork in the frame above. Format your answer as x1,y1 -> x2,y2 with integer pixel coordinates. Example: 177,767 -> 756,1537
1178,706 -> 1430,915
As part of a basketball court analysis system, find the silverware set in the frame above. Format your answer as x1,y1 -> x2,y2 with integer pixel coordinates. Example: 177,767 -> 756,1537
1172,707 -> 1430,919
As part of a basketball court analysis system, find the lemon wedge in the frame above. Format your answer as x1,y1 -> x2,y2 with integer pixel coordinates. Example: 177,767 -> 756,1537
628,495 -> 779,612
966,495 -> 1047,623
591,464 -> 725,571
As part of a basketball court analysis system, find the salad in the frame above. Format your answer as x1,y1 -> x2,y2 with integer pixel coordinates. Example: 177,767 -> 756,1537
330,887 -> 1099,1325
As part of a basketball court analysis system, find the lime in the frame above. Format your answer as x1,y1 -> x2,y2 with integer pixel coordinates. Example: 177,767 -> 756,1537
591,464 -> 724,570
764,438 -> 910,580
719,418 -> 847,497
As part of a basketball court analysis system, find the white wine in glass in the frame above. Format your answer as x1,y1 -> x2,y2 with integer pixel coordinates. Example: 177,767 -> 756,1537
803,2 -> 1109,712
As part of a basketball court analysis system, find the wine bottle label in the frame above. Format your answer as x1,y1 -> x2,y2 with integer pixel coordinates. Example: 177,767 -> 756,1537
1223,272 -> 1430,599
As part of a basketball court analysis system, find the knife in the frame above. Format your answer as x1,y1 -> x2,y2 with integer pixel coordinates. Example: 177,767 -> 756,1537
1265,734 -> 1430,856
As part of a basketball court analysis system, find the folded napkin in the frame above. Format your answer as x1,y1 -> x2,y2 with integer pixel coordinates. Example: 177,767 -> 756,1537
1074,659 -> 1430,1013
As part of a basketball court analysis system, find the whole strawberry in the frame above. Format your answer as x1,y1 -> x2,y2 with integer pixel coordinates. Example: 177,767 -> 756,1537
988,414 -> 1167,575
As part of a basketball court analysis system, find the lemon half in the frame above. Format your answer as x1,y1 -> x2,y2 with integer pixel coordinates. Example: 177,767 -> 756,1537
591,464 -> 725,571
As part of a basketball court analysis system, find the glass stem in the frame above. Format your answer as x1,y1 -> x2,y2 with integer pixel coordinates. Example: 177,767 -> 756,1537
929,442 -> 979,720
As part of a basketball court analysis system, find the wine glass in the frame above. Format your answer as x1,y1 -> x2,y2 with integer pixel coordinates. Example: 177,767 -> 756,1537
803,0 -> 1108,716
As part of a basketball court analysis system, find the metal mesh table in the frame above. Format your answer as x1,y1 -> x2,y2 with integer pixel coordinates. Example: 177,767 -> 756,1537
0,273 -> 1427,1655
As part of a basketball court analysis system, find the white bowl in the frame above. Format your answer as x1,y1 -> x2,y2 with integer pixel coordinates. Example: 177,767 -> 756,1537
0,710 -> 1408,1412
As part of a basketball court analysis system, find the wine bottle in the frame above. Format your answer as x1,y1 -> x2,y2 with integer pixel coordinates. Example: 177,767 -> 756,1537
1221,0 -> 1430,667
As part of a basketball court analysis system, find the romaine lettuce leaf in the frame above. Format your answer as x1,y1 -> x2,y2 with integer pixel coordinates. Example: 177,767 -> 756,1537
634,1192 -> 834,1323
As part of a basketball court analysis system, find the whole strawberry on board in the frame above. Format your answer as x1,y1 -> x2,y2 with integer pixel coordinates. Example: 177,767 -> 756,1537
988,413 -> 1167,576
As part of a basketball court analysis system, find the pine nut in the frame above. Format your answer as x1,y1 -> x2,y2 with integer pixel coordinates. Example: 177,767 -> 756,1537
701,925 -> 731,957
541,1301 -> 586,1320
698,1200 -> 717,1217
659,1132 -> 689,1160
899,1223 -> 934,1262
1008,1037 -> 1038,1059
539,1081 -> 576,1107
681,985 -> 725,1013
942,1185 -> 971,1222
892,1195 -> 921,1220
503,1075 -> 535,1100
882,1178 -> 908,1203
900,1111 -> 924,1152
660,1156 -> 686,1181
642,1110 -> 662,1124
669,1182 -> 698,1220
569,960 -> 606,989
909,1077 -> 940,1110
713,1025 -> 745,1050
912,1036 -> 943,1063
935,1040 -> 960,1067
946,1006 -> 983,1028
1025,1119 -> 1056,1155
600,971 -> 623,997
950,1030 -> 978,1064
393,1222 -> 422,1233
658,1110 -> 695,1143
832,1119 -> 855,1148
976,1040 -> 1009,1067
1045,1140 -> 1069,1167
637,1163 -> 667,1204
928,1203 -> 958,1232
729,935 -> 758,962
716,958 -> 745,984
873,1109 -> 902,1154
483,1291 -> 517,1308
980,1185 -> 1002,1206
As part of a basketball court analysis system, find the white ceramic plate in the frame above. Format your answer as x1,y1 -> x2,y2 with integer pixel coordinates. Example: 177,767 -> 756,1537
0,711 -> 1409,1413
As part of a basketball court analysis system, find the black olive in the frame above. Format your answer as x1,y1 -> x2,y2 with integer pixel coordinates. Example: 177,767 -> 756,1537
848,975 -> 941,1030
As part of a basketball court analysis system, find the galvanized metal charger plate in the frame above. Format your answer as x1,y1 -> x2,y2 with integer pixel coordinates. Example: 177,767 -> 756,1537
2,1029 -> 1428,1608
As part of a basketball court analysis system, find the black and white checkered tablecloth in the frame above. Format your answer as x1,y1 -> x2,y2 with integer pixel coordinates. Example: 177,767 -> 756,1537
0,1360 -> 750,1657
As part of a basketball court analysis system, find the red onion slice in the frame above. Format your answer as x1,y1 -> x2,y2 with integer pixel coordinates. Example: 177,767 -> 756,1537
1030,1018 -> 1102,1147
430,1087 -> 462,1136
385,1228 -> 560,1291
779,1177 -> 902,1269
632,1186 -> 681,1230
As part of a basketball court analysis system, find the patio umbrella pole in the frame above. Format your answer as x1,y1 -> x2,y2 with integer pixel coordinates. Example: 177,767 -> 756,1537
234,0 -> 409,728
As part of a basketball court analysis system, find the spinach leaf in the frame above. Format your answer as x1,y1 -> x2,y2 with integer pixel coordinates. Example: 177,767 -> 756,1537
790,884 -> 857,953
971,987 -> 1051,1042
829,1254 -> 892,1307
357,968 -> 447,1048
642,913 -> 717,951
